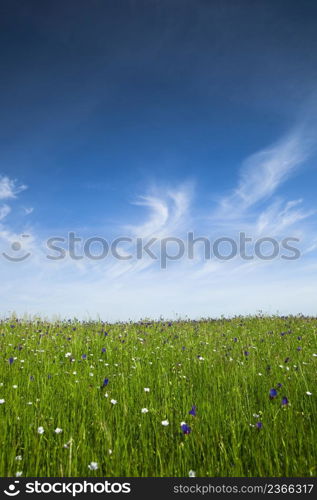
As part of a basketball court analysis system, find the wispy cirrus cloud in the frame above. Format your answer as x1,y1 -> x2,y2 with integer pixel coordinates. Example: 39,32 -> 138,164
215,127 -> 314,219
0,175 -> 27,200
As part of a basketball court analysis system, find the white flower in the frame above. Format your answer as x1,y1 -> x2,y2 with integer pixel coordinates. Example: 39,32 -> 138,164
0,399 -> 5,404
104,392 -> 109,398
72,371 -> 77,375
15,456 -> 22,461
88,461 -> 98,470
180,421 -> 187,426
198,356 -> 204,361
110,399 -> 117,405
313,353 -> 317,357
161,419 -> 169,426
141,408 -> 149,413
89,373 -> 94,377
15,471 -> 23,477
258,373 -> 263,376
27,401 -> 33,405
65,352 -> 72,358
144,387 -> 150,392
306,391 -> 312,396
37,426 -> 44,434
189,470 -> 196,477
108,449 -> 112,455
252,413 -> 260,418
54,428 -> 63,434
13,385 -> 18,389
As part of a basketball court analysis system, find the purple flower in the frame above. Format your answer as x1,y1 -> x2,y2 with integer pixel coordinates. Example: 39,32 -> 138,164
8,357 -> 14,365
281,397 -> 289,406
244,351 -> 249,356
101,348 -> 106,353
256,421 -> 263,429
269,388 -> 278,399
277,383 -> 282,388
181,424 -> 191,435
189,405 -> 197,416
81,354 -> 87,360
102,378 -> 109,388
233,337 -> 238,342
297,346 -> 302,351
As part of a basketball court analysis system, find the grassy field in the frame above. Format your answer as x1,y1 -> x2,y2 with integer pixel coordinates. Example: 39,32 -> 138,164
0,315 -> 316,477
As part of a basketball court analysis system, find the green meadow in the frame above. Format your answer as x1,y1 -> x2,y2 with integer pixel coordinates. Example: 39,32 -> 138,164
0,315 -> 316,477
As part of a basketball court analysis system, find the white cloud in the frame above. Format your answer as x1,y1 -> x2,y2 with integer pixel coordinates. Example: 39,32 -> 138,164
0,204 -> 11,221
216,127 -> 312,219
0,175 -> 27,200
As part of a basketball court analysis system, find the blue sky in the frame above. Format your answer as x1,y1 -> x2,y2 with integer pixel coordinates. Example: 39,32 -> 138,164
1,0 -> 317,320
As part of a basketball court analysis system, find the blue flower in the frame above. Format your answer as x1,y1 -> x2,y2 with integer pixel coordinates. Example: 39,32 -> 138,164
101,348 -> 106,353
102,378 -> 109,388
8,357 -> 14,365
277,383 -> 282,388
244,351 -> 250,356
181,424 -> 191,435
81,354 -> 87,360
281,397 -> 289,406
269,388 -> 278,399
233,337 -> 238,342
189,405 -> 197,416
256,421 -> 263,429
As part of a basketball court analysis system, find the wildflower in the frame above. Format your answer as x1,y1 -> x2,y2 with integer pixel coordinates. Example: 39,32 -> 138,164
281,397 -> 289,406
101,378 -> 109,388
141,408 -> 149,413
0,399 -> 5,404
81,354 -> 87,360
189,470 -> 196,477
277,383 -> 282,388
110,399 -> 117,405
13,385 -> 18,389
9,357 -> 14,365
306,391 -> 312,396
256,421 -> 263,429
181,423 -> 191,435
37,426 -> 44,434
15,471 -> 23,477
161,419 -> 169,426
297,346 -> 302,351
233,337 -> 238,342
101,348 -> 106,353
252,413 -> 260,418
15,456 -> 22,461
313,353 -> 317,357
284,357 -> 290,363
189,405 -> 197,416
88,462 -> 98,471
65,352 -> 72,358
89,373 -> 94,377
54,428 -> 63,434
269,388 -> 278,399
244,351 -> 249,356
144,388 -> 150,392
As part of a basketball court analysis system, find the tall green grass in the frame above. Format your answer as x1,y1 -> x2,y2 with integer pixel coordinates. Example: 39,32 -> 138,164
0,316 -> 316,477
